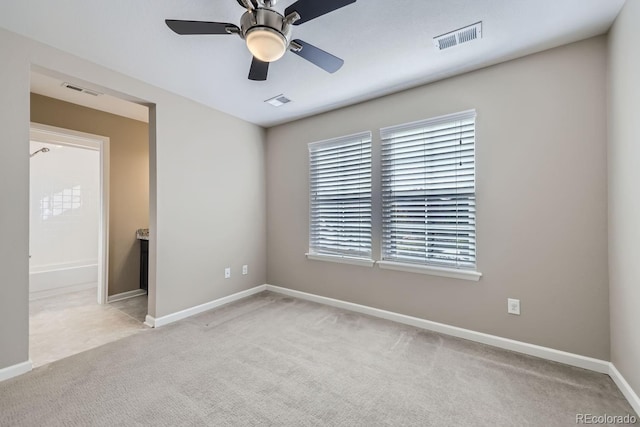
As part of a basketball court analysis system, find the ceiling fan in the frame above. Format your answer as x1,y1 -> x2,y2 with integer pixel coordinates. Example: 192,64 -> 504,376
165,0 -> 356,81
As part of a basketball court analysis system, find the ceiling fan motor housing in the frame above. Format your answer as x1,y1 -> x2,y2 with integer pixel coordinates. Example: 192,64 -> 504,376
241,8 -> 295,62
241,8 -> 293,43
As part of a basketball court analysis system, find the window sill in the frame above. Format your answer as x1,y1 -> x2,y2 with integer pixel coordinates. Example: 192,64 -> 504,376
377,261 -> 482,281
306,253 -> 375,268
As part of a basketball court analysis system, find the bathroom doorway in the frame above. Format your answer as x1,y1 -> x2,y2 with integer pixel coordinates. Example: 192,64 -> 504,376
28,124 -> 147,367
29,124 -> 109,303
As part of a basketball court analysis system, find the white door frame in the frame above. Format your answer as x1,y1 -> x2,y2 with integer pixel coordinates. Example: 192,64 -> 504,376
29,123 -> 111,304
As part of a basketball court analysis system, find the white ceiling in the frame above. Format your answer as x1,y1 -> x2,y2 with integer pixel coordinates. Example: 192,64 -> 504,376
0,0 -> 626,128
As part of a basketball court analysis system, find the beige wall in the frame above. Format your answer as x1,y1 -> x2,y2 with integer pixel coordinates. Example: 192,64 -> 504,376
266,37 -> 610,360
0,22 -> 620,378
0,28 -> 266,370
608,0 -> 640,396
31,93 -> 149,296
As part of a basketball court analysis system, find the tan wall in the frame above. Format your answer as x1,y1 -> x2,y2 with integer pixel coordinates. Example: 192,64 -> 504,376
608,0 -> 640,396
266,37 -> 610,360
30,93 -> 149,296
0,28 -> 266,370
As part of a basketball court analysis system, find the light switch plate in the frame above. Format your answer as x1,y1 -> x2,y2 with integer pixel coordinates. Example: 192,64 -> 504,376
242,265 -> 248,275
224,267 -> 231,279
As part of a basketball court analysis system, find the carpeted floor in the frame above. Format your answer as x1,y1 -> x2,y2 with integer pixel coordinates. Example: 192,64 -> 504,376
1,291 -> 636,426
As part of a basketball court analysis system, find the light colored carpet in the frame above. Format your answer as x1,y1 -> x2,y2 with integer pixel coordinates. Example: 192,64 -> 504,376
29,289 -> 148,367
2,291 -> 636,426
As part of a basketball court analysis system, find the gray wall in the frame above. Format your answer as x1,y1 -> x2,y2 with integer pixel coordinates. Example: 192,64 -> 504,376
608,0 -> 640,396
266,37 -> 610,360
0,28 -> 266,370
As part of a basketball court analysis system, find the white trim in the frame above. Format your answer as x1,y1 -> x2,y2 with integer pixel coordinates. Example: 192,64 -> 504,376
380,109 -> 476,139
307,130 -> 372,150
98,137 -> 110,305
143,315 -> 156,328
29,259 -> 98,273
609,363 -> 640,416
264,285 -> 609,374
30,123 -> 110,305
30,124 -> 101,150
107,289 -> 147,303
0,360 -> 33,382
144,285 -> 267,328
29,282 -> 97,301
306,253 -> 375,268
377,261 -> 482,281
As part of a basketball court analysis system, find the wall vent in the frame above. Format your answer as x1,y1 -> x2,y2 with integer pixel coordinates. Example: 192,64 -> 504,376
434,22 -> 482,50
61,82 -> 102,96
265,94 -> 292,107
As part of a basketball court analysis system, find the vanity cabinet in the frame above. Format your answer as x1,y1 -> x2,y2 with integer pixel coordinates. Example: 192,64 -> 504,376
136,228 -> 149,291
140,239 -> 148,290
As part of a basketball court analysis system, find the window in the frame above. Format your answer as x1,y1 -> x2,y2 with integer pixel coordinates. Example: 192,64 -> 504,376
380,110 -> 477,273
307,131 -> 373,265
40,185 -> 83,220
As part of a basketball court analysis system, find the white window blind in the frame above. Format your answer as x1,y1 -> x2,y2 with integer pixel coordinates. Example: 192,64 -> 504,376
308,131 -> 372,260
380,110 -> 476,269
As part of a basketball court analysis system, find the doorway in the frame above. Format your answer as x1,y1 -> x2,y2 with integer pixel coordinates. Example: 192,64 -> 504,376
28,118 -> 150,367
29,124 -> 109,303
22,67 -> 155,369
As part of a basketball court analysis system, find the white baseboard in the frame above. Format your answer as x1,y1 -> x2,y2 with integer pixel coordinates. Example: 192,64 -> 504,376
0,360 -> 33,382
129,282 -> 639,415
609,363 -> 640,416
144,285 -> 267,328
108,289 -> 147,303
264,284 -> 610,374
143,315 -> 155,328
29,282 -> 97,301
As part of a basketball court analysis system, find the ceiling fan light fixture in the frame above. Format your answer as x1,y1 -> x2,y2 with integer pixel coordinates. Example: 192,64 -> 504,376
246,27 -> 287,62
166,0 -> 357,80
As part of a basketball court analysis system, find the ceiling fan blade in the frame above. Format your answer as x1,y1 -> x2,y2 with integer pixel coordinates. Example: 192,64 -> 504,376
165,20 -> 239,35
290,39 -> 344,73
285,0 -> 356,25
249,57 -> 269,81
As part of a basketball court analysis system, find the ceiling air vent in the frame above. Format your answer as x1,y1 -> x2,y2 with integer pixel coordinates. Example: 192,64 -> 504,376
265,94 -> 291,107
434,22 -> 482,51
61,82 -> 102,96
82,88 -> 102,97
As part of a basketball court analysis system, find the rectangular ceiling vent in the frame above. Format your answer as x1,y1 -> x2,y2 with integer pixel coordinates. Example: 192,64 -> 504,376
434,22 -> 482,51
61,82 -> 102,96
265,94 -> 292,107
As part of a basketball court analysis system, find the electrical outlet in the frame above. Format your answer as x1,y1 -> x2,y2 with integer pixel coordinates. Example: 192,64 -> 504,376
224,267 -> 231,279
242,265 -> 248,275
507,298 -> 521,315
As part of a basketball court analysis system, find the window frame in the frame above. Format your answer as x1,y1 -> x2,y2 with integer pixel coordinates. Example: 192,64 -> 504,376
378,110 -> 481,281
306,131 -> 374,267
